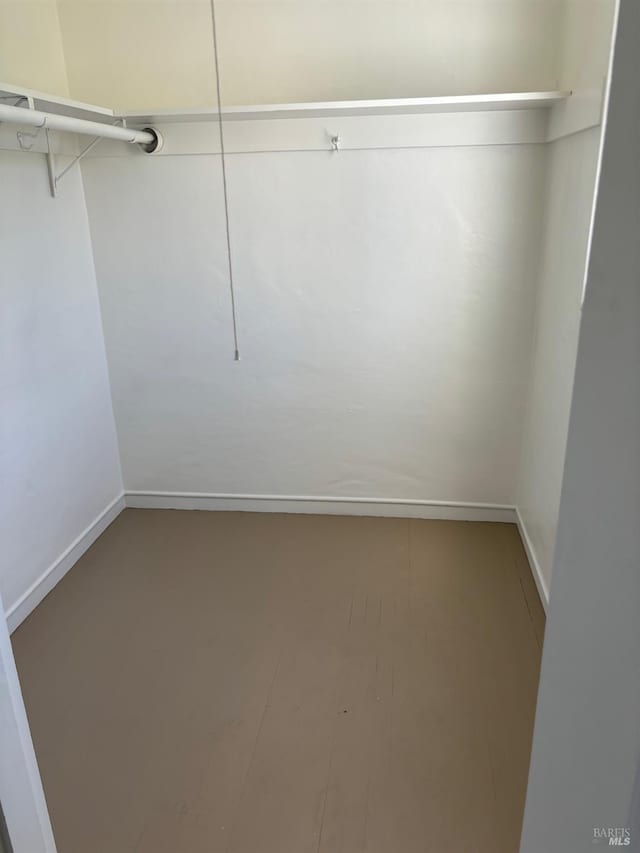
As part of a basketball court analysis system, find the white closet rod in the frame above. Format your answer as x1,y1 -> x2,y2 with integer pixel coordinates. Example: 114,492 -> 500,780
0,102 -> 155,146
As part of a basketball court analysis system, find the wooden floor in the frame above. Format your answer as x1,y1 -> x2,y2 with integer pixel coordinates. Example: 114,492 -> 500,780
12,510 -> 544,853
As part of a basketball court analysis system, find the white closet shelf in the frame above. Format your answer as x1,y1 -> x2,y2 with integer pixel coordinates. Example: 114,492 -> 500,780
0,85 -> 570,127
0,81 -> 114,121
119,91 -> 570,124
2,84 -> 586,158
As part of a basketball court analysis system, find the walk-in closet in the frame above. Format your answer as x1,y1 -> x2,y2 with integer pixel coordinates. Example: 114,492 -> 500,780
0,1 -> 620,851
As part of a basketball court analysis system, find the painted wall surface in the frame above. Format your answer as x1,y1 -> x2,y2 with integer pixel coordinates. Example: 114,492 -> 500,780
82,145 -> 544,502
516,130 -> 601,596
521,3 -> 640,848
0,0 -> 69,95
515,0 -> 615,596
559,0 -> 617,91
0,151 -> 123,615
213,0 -> 563,105
54,0 -> 562,109
56,0 -> 218,109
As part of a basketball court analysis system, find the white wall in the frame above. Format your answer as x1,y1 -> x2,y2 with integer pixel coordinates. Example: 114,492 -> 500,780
213,0 -> 562,105
53,0 -> 563,109
56,0 -> 218,109
521,3 -> 640,847
516,0 -> 615,599
0,151 -> 123,624
516,130 -> 602,599
559,0 -> 617,91
0,0 -> 69,95
81,143 -> 544,504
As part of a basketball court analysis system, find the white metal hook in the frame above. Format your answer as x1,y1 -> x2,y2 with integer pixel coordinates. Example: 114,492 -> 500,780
330,135 -> 341,152
16,128 -> 40,150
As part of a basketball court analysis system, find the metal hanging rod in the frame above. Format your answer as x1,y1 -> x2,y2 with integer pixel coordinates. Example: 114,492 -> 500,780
0,102 -> 162,196
0,102 -> 159,146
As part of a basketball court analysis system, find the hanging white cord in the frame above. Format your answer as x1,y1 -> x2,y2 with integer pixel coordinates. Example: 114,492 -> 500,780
209,0 -> 241,361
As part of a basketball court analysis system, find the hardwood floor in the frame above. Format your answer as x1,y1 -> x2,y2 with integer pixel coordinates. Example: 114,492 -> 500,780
12,510 -> 544,853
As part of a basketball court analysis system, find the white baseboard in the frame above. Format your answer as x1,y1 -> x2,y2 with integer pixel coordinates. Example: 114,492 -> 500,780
125,491 -> 516,523
4,491 -> 522,633
6,493 -> 126,633
515,508 -> 550,612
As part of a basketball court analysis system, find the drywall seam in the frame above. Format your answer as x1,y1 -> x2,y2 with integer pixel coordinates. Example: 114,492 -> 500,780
125,491 -> 516,522
579,4 -> 620,307
516,506 -> 550,610
50,0 -> 71,98
5,493 -> 126,633
77,160 -> 126,495
513,127 -> 553,515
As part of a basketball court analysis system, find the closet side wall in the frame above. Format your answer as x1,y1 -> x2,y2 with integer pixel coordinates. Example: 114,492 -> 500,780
0,152 -> 123,629
516,0 -> 616,601
520,2 -> 639,845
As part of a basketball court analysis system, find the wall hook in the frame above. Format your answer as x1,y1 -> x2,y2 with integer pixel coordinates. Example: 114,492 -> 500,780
330,135 -> 341,152
16,127 -> 40,151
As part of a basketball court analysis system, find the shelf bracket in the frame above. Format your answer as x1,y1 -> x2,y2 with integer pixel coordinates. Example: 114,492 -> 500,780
45,128 -> 57,197
0,95 -> 29,107
51,134 -> 103,195
46,120 -> 123,197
